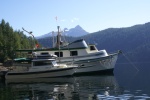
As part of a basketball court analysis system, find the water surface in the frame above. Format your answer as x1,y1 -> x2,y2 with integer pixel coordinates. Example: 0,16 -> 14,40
0,63 -> 150,100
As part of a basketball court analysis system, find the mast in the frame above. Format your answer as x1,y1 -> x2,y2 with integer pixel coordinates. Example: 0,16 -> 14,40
22,27 -> 35,50
52,31 -> 55,48
57,26 -> 60,49
57,26 -> 61,62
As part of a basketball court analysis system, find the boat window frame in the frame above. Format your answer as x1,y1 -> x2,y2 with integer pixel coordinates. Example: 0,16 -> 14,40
54,52 -> 63,57
33,60 -> 53,66
90,45 -> 96,51
70,51 -> 78,56
41,52 -> 49,55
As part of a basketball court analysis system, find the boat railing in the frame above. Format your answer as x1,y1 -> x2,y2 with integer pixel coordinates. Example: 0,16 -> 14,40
11,63 -> 31,72
108,50 -> 122,55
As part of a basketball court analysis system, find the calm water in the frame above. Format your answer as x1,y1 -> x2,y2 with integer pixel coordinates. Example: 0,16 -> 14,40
1,63 -> 150,100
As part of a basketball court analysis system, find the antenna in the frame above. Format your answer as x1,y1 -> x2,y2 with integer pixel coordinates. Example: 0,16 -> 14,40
22,27 -> 36,49
22,27 -> 34,38
52,31 -> 55,48
55,16 -> 59,26
62,28 -> 68,44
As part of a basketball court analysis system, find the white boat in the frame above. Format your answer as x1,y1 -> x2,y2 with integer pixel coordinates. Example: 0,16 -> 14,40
32,47 -> 120,74
5,54 -> 77,80
34,26 -> 120,74
14,26 -> 121,75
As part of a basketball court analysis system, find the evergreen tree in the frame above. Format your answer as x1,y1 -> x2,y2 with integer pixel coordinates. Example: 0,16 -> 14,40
0,19 -> 39,63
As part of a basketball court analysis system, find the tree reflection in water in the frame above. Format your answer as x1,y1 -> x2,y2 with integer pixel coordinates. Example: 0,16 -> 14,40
1,73 -> 150,100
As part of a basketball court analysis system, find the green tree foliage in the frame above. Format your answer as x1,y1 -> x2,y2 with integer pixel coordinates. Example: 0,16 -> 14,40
0,19 -> 38,62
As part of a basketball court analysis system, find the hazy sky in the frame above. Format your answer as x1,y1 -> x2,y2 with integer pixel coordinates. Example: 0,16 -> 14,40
1,0 -> 150,36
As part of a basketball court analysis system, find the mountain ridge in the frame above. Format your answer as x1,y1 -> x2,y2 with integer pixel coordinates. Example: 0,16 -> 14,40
36,25 -> 89,39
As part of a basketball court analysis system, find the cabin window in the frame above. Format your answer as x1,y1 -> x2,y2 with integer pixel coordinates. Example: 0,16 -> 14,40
41,52 -> 49,55
70,51 -> 78,56
90,46 -> 96,51
55,52 -> 63,57
33,61 -> 52,66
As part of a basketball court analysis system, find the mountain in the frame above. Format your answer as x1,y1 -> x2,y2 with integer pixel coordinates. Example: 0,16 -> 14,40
37,22 -> 150,63
36,25 -> 89,39
36,32 -> 51,39
65,25 -> 89,37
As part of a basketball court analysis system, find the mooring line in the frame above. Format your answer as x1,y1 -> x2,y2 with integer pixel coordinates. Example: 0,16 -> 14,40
122,53 -> 139,72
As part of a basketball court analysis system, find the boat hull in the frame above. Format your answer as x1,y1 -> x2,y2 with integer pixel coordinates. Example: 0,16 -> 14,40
5,67 -> 75,79
0,71 -> 8,79
59,53 -> 118,74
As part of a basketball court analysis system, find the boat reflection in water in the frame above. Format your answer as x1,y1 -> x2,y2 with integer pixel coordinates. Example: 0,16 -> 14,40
4,72 -> 150,100
5,75 -> 119,100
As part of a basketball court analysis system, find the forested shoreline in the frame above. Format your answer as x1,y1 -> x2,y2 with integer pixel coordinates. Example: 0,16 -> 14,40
0,19 -> 38,63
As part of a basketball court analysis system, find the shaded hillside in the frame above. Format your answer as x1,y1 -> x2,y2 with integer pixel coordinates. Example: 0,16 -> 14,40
38,22 -> 150,63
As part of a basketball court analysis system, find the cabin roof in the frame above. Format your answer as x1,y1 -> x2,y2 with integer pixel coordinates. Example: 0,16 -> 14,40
14,39 -> 96,52
32,58 -> 55,62
14,46 -> 87,52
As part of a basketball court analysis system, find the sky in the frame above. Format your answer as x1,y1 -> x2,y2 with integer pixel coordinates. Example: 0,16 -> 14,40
0,0 -> 150,37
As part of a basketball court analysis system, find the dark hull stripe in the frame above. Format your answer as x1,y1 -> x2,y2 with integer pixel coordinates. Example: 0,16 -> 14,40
74,68 -> 114,75
60,53 -> 118,64
7,67 -> 74,75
